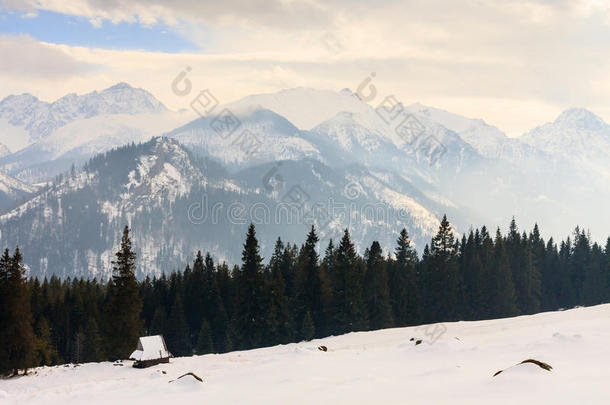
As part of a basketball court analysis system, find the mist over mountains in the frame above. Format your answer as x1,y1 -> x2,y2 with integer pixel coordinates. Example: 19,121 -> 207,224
0,83 -> 608,278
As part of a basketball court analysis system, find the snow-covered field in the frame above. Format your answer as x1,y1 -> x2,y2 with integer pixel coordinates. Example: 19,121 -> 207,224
2,304 -> 610,404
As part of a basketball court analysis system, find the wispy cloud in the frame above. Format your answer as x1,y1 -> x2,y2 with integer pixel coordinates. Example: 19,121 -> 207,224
2,0 -> 610,133
0,34 -> 97,79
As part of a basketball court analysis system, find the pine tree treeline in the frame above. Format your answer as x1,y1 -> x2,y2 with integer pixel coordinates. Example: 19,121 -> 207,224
2,217 -> 610,374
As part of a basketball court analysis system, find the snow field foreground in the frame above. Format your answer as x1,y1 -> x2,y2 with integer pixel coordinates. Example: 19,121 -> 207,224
2,304 -> 610,404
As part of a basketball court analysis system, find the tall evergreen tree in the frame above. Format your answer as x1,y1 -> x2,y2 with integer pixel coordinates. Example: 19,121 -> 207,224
364,241 -> 393,330
540,238 -> 560,311
295,226 -> 329,338
582,243 -> 606,306
149,306 -> 168,336
557,238 -> 576,307
184,252 -> 206,345
166,294 -> 191,356
265,238 -> 294,345
2,248 -> 36,375
203,253 -> 228,352
103,226 -> 143,360
460,230 -> 486,319
300,311 -> 315,341
490,230 -> 518,317
235,224 -> 267,349
196,318 -> 214,354
427,215 -> 461,321
0,249 -> 10,373
330,229 -> 368,334
34,316 -> 60,366
390,229 -> 419,326
82,317 -> 103,363
571,228 -> 591,306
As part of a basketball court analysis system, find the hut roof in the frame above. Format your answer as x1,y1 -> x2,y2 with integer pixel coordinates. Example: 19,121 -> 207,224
130,335 -> 171,361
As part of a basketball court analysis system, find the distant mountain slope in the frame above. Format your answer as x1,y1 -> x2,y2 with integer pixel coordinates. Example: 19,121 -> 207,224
0,137 -> 452,278
0,142 -> 9,158
521,108 -> 610,178
1,85 -> 610,278
167,107 -> 323,169
0,111 -> 190,184
0,83 -> 187,183
0,83 -> 166,152
0,171 -> 36,212
226,87 -> 368,130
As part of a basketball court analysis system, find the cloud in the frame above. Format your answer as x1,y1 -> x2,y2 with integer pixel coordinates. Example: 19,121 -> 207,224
0,34 -> 97,79
2,0 -> 334,29
3,0 -> 610,133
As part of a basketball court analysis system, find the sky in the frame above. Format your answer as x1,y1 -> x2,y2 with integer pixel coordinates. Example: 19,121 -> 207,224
1,0 -> 610,136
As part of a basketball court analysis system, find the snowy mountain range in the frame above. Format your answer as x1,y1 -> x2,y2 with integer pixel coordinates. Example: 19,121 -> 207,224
0,83 -> 190,184
522,108 -> 610,178
0,83 -> 608,278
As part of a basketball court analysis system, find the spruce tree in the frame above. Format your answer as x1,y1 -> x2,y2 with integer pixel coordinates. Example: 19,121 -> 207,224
490,230 -> 518,317
427,215 -> 461,321
541,238 -> 560,311
235,224 -> 267,349
300,311 -> 315,341
364,241 -> 393,330
571,228 -> 591,306
295,226 -> 329,338
582,243 -> 606,306
216,262 -> 234,320
34,316 -> 60,366
3,248 -> 36,375
330,229 -> 368,334
82,317 -> 103,363
166,294 -> 191,356
605,238 -> 610,301
521,232 -> 541,313
150,306 -> 169,335
280,243 -> 298,300
203,253 -> 228,352
460,230 -> 486,319
391,229 -> 419,326
103,226 -> 143,360
196,318 -> 214,354
557,239 -> 576,307
184,252 -> 206,344
266,238 -> 294,345
0,249 -> 10,373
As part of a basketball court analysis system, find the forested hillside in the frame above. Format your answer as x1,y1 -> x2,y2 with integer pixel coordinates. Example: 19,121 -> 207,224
1,217 -> 608,374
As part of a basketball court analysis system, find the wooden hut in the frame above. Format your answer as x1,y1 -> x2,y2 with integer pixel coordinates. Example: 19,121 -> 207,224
130,335 -> 172,368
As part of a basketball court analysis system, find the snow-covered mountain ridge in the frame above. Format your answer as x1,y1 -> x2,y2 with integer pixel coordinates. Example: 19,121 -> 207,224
1,84 -> 609,277
521,107 -> 610,177
0,83 -> 167,152
0,84 -> 190,185
0,136 -> 450,278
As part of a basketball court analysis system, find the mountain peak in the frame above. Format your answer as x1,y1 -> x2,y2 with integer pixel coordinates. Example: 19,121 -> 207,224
554,108 -> 605,130
103,82 -> 135,92
0,93 -> 40,108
